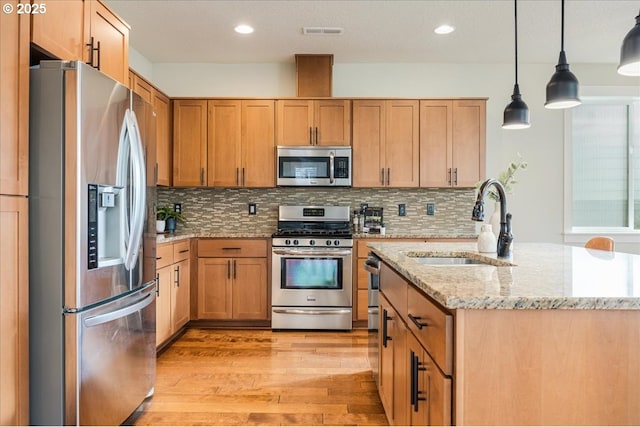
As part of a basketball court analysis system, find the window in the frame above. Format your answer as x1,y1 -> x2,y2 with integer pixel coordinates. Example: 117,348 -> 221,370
565,92 -> 640,234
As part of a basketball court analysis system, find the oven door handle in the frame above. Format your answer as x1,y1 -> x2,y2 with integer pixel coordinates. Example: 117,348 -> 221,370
273,309 -> 352,315
273,249 -> 352,257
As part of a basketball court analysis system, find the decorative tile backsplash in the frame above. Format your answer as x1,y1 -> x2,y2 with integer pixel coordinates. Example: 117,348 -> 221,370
157,187 -> 477,235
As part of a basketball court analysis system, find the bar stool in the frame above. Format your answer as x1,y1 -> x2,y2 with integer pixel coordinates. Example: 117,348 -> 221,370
584,236 -> 615,252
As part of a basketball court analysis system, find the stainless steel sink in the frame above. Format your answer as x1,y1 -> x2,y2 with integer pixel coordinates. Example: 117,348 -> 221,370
410,256 -> 488,266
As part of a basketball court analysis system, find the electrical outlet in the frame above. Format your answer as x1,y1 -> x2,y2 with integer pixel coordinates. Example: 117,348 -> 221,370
426,203 -> 435,216
360,202 -> 368,212
398,204 -> 406,216
248,203 -> 257,215
173,203 -> 182,213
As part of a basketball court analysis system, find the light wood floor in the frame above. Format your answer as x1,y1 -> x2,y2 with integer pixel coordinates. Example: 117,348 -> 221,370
130,328 -> 389,426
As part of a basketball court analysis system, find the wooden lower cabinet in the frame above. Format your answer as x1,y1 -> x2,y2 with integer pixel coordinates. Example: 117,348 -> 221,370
0,196 -> 28,425
407,333 -> 452,426
198,257 -> 267,320
156,240 -> 191,347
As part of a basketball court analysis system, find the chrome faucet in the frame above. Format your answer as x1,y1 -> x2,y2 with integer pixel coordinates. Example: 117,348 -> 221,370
472,179 -> 513,258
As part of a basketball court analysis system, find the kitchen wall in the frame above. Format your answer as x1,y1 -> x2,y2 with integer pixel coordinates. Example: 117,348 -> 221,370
133,48 -> 640,253
157,186 -> 477,236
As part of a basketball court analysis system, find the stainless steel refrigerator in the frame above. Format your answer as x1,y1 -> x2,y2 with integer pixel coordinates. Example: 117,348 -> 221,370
29,61 -> 157,426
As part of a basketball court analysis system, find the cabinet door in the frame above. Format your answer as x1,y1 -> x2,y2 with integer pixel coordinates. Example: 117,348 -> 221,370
314,100 -> 351,146
452,100 -> 486,187
241,100 -> 275,187
31,0 -> 84,60
420,100 -> 453,188
385,100 -> 419,188
197,258 -> 233,319
153,90 -> 172,186
0,196 -> 28,425
379,295 -> 395,419
208,100 -> 241,187
408,334 -> 451,426
156,265 -> 172,347
232,258 -> 268,319
352,100 -> 385,187
276,100 -> 313,146
85,0 -> 129,86
172,259 -> 190,331
392,311 -> 409,426
173,100 -> 207,186
1,10 -> 29,196
130,72 -> 153,103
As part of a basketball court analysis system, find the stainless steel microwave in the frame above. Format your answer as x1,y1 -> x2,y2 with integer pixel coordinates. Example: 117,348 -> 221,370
276,146 -> 352,187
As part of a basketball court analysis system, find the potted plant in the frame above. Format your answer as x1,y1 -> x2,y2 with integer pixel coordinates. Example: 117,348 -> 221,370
156,206 -> 186,233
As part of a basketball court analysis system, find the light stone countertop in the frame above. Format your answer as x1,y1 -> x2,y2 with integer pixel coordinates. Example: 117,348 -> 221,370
367,241 -> 640,310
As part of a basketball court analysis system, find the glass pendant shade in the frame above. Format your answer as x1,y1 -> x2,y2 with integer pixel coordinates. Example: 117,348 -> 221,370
618,11 -> 640,76
545,50 -> 581,109
503,84 -> 530,129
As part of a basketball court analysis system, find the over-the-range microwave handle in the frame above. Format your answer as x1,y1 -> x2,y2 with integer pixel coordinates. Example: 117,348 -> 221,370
329,151 -> 335,184
272,249 -> 352,257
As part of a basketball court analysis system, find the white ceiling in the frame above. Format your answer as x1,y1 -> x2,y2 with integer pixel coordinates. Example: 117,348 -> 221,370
106,0 -> 640,65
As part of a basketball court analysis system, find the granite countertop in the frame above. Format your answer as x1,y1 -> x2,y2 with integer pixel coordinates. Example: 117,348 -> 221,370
354,233 -> 477,240
367,241 -> 640,310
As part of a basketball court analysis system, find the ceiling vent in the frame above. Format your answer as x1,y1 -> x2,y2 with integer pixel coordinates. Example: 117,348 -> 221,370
302,27 -> 344,35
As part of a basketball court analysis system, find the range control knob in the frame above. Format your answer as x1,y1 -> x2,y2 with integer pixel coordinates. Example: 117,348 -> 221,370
334,240 -> 340,246
285,239 -> 291,245
309,240 -> 316,246
326,240 -> 332,246
293,239 -> 299,246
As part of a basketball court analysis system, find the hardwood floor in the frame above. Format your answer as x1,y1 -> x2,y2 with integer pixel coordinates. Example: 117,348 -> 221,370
130,329 -> 389,426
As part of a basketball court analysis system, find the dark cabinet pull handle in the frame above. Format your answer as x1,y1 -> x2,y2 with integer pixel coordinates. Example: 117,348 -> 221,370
454,167 -> 458,185
448,167 -> 453,185
174,265 -> 180,286
179,249 -> 189,254
381,168 -> 385,186
236,168 -> 240,186
309,127 -> 313,145
242,168 -> 245,186
408,313 -> 428,330
315,127 -> 319,145
86,36 -> 99,68
155,273 -> 160,297
233,260 -> 237,279
222,247 -> 241,251
95,40 -> 101,70
382,308 -> 392,348
387,168 -> 391,186
156,256 -> 162,260
411,351 -> 427,412
227,260 -> 231,279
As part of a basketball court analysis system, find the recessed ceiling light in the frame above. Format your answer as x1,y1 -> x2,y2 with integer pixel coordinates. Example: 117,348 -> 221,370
434,24 -> 455,35
234,24 -> 254,34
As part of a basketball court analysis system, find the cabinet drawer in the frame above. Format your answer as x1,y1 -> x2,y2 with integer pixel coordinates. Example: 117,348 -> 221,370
407,285 -> 453,375
198,239 -> 267,258
173,240 -> 190,262
156,244 -> 174,269
380,262 -> 407,319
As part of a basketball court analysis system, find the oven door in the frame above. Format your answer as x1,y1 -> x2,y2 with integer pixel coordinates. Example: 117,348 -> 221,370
271,247 -> 353,307
276,147 -> 351,186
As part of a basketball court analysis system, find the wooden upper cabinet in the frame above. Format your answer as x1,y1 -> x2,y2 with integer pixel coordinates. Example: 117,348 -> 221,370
207,100 -> 242,187
385,100 -> 419,187
276,99 -> 350,146
31,0 -> 84,60
153,90 -> 172,186
84,0 -> 129,86
206,99 -> 274,188
173,100 -> 207,187
420,99 -> 486,188
1,9 -> 29,197
352,100 -> 418,188
130,72 -> 153,103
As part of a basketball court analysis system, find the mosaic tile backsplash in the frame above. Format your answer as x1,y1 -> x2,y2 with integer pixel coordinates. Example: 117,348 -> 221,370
158,187 -> 478,236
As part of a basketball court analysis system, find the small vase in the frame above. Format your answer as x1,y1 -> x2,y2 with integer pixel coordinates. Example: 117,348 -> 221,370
489,202 -> 501,238
156,220 -> 166,233
477,224 -> 497,253
165,217 -> 177,233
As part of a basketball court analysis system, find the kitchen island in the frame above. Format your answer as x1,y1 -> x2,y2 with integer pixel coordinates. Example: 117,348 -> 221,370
368,241 -> 640,426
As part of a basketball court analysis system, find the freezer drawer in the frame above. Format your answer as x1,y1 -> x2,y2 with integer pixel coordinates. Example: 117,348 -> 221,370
69,284 -> 156,425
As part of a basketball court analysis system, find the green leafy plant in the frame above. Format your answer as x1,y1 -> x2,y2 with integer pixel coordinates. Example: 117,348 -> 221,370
477,153 -> 528,202
156,206 -> 187,224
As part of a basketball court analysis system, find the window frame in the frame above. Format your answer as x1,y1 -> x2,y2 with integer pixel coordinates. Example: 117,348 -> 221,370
563,86 -> 640,245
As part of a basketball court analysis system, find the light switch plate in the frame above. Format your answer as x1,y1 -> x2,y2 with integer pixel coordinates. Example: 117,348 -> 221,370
426,203 -> 435,215
248,203 -> 257,215
398,204 -> 406,216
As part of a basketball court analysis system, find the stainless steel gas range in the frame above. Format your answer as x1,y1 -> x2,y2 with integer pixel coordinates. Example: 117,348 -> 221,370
271,206 -> 353,330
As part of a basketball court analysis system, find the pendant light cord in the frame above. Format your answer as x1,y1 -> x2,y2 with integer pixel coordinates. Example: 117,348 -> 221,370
561,0 -> 565,52
514,0 -> 519,85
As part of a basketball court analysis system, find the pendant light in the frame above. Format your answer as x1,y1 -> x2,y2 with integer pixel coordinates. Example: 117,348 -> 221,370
503,0 -> 530,129
617,9 -> 640,76
545,0 -> 581,109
